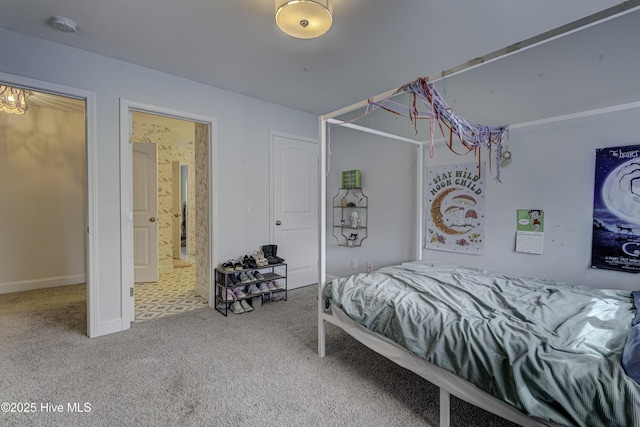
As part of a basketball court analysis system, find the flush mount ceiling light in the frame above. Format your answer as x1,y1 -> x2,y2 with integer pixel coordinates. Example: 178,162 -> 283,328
0,85 -> 32,115
275,0 -> 333,39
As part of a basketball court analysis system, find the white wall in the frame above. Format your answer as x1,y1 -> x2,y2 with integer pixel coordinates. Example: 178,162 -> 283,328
0,104 -> 86,292
325,126 -> 417,278
0,27 -> 317,336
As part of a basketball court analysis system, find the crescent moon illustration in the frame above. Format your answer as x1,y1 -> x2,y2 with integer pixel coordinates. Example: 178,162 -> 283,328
430,187 -> 471,235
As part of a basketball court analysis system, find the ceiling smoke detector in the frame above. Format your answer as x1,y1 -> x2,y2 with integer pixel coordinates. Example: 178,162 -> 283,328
49,16 -> 78,33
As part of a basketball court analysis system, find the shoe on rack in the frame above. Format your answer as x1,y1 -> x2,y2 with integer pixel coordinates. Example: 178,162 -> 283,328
233,259 -> 243,270
253,250 -> 268,267
271,291 -> 283,301
252,296 -> 262,308
225,289 -> 236,302
233,287 -> 247,299
242,255 -> 252,270
248,255 -> 258,269
273,280 -> 285,290
230,301 -> 244,314
219,260 -> 235,272
240,300 -> 253,312
245,271 -> 256,281
239,272 -> 251,284
229,273 -> 239,285
267,281 -> 278,291
253,270 -> 264,281
259,282 -> 270,293
247,284 -> 261,296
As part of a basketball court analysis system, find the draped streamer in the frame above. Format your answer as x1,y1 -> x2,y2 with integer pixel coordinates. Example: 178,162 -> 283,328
325,77 -> 509,182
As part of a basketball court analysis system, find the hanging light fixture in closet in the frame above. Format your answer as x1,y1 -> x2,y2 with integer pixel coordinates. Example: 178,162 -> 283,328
275,0 -> 333,39
0,85 -> 32,115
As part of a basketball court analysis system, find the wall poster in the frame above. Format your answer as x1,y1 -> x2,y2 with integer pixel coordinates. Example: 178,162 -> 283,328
592,144 -> 640,273
425,162 -> 486,254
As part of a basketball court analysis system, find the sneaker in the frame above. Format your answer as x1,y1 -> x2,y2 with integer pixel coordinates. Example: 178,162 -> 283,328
233,287 -> 247,299
259,282 -> 270,293
271,291 -> 283,301
216,302 -> 229,311
273,280 -> 285,290
240,300 -> 253,312
247,284 -> 261,295
252,296 -> 262,308
228,273 -> 239,285
225,289 -> 235,302
252,270 -> 264,280
267,281 -> 278,291
245,271 -> 256,281
230,301 -> 244,314
239,272 -> 251,284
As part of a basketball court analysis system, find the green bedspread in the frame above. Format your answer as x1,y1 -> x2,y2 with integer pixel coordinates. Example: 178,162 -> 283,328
323,262 -> 640,426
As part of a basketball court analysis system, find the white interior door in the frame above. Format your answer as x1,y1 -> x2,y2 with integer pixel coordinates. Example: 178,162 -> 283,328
272,133 -> 318,289
133,142 -> 158,283
172,161 -> 181,259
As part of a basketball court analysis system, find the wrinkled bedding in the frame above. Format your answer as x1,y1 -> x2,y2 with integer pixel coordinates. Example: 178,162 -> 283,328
323,262 -> 640,427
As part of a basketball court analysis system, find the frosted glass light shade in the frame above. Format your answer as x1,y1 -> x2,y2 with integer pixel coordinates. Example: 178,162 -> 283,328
275,0 -> 333,39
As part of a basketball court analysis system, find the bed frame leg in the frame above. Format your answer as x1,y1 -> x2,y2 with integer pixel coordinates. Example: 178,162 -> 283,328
440,388 -> 450,427
318,317 -> 326,358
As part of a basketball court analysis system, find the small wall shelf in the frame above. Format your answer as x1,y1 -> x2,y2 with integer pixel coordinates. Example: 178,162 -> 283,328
332,188 -> 368,247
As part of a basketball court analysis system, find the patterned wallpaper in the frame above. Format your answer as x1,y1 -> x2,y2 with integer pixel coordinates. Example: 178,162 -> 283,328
131,119 -> 196,274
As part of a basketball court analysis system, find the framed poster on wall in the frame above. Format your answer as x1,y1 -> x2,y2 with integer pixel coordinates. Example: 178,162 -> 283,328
591,144 -> 640,273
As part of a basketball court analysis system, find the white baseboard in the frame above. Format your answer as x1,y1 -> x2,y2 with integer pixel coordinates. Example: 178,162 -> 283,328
0,274 -> 86,294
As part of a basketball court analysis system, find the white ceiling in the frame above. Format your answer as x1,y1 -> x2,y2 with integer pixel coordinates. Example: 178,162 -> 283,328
1,1 -> 637,116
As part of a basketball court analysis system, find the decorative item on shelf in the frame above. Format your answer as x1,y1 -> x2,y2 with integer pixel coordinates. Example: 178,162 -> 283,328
341,169 -> 361,189
350,211 -> 360,228
347,233 -> 358,246
340,196 -> 347,207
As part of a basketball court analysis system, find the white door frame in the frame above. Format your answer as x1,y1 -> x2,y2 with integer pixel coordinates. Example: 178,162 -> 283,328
0,71 -> 99,337
120,99 -> 218,327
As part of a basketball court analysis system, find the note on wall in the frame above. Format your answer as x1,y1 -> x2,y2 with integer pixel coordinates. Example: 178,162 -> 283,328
516,209 -> 544,254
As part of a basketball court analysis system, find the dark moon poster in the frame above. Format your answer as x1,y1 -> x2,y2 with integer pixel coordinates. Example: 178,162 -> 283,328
591,144 -> 640,273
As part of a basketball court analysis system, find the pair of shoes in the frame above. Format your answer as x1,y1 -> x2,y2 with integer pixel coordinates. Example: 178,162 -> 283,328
225,289 -> 235,302
234,287 -> 247,299
272,280 -> 285,290
230,301 -> 244,314
239,272 -> 251,284
252,270 -> 264,280
252,250 -> 268,267
242,255 -> 257,269
228,274 -> 239,285
246,271 -> 257,281
258,282 -> 271,293
267,281 -> 278,291
247,284 -> 261,296
271,291 -> 284,301
219,260 -> 235,272
262,245 -> 285,264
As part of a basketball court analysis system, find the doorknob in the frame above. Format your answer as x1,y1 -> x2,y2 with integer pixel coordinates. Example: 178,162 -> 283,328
275,220 -> 282,226
149,217 -> 156,222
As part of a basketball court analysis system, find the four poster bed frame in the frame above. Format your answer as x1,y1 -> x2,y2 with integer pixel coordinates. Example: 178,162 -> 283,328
316,2 -> 640,427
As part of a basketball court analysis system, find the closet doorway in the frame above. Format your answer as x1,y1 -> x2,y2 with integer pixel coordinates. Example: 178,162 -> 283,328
0,74 -> 98,337
120,101 -> 217,325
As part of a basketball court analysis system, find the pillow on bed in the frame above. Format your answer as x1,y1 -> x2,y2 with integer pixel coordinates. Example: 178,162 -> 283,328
632,290 -> 640,326
623,324 -> 640,384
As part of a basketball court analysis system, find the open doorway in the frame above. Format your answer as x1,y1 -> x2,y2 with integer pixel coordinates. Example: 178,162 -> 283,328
0,77 -> 97,337
121,103 -> 216,325
130,111 -> 207,321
